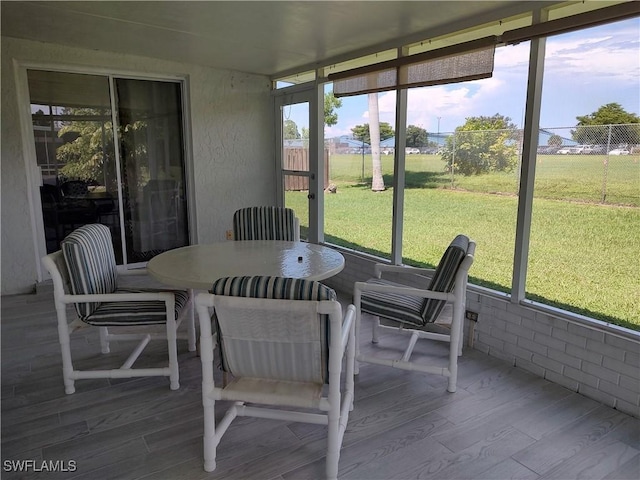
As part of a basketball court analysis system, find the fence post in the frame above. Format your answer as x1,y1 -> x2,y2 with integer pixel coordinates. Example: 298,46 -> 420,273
601,124 -> 612,204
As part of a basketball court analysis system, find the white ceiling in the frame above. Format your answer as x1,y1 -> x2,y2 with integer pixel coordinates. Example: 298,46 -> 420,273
2,1 -> 555,78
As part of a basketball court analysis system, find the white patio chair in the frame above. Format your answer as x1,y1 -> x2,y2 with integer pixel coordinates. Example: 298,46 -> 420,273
353,234 -> 475,393
195,276 -> 356,480
41,223 -> 196,394
232,205 -> 300,241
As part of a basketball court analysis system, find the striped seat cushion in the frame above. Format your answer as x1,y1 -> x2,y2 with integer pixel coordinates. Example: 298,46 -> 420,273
61,224 -> 118,319
233,206 -> 297,241
421,234 -> 469,323
360,278 -> 426,327
361,235 -> 469,327
211,276 -> 336,382
83,287 -> 189,326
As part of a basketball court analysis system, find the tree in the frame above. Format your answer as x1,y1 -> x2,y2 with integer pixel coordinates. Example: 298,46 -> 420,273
367,93 -> 385,191
406,125 -> 428,147
350,122 -> 394,145
548,134 -> 563,146
441,114 -> 519,176
572,103 -> 640,145
56,108 -> 121,187
324,92 -> 342,127
283,119 -> 301,139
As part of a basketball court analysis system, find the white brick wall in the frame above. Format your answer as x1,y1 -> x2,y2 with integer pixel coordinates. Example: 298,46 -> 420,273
325,248 -> 640,418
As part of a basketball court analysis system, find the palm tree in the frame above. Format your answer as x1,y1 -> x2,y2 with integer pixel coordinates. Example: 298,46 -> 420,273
368,93 -> 385,191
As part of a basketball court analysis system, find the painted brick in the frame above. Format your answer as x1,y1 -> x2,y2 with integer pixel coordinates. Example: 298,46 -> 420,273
531,353 -> 564,374
548,347 -> 582,370
606,334 -> 640,353
517,337 -> 548,356
504,342 -> 532,363
579,384 -> 616,408
625,349 -> 640,368
551,327 -> 588,349
505,322 -> 535,341
489,325 -> 518,345
566,343 -> 603,364
486,316 -> 508,332
587,338 -> 625,362
568,323 -> 605,342
514,357 -> 546,377
564,365 -> 599,389
506,302 -> 535,321
474,342 -> 491,355
603,356 -> 640,381
486,348 -> 516,365
522,315 -> 552,335
532,331 -> 567,353
476,332 -> 504,351
614,398 -> 640,418
582,361 -> 620,385
598,379 -> 639,405
544,370 -> 579,392
619,375 -> 640,394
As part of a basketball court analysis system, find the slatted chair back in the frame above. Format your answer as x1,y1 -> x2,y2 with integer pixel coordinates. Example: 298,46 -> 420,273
61,223 -> 118,319
232,206 -> 299,241
210,276 -> 336,384
420,234 -> 471,324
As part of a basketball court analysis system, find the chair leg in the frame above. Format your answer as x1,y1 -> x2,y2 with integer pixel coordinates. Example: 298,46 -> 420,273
53,302 -> 76,394
166,316 -> 180,391
99,326 -> 110,354
187,289 -> 197,352
203,396 -> 217,472
371,316 -> 380,344
325,404 -> 340,480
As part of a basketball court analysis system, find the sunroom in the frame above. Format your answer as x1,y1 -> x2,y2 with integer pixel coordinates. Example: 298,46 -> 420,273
1,1 -> 638,478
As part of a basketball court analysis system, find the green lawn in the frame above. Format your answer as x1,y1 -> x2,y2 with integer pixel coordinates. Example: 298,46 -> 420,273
287,153 -> 640,330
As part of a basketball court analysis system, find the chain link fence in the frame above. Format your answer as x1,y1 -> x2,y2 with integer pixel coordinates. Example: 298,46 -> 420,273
436,124 -> 639,206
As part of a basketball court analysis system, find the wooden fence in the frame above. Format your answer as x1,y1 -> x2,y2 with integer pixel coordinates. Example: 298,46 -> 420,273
283,148 -> 330,191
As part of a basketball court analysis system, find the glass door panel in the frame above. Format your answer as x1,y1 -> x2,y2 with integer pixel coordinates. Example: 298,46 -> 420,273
279,98 -> 311,240
28,70 -> 190,266
115,79 -> 189,263
28,70 -> 122,260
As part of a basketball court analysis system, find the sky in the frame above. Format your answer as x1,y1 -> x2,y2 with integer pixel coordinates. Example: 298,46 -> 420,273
309,17 -> 640,139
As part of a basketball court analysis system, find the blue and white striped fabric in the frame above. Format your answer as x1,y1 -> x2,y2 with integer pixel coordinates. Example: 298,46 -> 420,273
361,235 -> 470,327
233,206 -> 297,241
211,276 -> 336,382
62,224 -> 187,325
62,224 -> 118,318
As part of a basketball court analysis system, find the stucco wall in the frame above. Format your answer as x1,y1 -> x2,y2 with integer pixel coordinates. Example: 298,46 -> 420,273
1,37 -> 274,294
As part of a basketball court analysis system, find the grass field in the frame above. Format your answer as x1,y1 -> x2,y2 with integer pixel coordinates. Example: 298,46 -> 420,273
286,153 -> 640,330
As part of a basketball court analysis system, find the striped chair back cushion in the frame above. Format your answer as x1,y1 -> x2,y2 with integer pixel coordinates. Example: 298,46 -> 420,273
233,206 -> 297,241
420,234 -> 470,324
211,276 -> 336,383
61,224 -> 118,319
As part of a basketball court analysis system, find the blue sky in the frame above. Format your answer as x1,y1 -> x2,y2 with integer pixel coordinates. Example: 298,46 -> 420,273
315,17 -> 639,138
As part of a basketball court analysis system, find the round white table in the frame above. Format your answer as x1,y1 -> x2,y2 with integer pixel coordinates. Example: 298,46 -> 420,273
147,240 -> 345,290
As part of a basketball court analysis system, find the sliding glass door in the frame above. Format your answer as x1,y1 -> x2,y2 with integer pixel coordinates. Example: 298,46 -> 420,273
28,70 -> 189,266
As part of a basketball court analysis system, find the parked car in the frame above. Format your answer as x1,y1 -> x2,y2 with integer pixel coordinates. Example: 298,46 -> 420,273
608,148 -> 630,155
557,146 -> 577,154
405,147 -> 420,154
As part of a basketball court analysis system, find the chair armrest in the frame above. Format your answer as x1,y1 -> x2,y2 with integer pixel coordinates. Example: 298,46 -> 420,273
340,304 -> 356,350
373,263 -> 436,279
61,290 -> 175,305
354,281 -> 452,302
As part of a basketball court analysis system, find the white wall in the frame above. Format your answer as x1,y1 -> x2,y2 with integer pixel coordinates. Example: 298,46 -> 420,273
1,37 -> 275,294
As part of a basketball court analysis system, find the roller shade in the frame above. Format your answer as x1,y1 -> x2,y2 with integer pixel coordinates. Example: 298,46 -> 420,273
330,36 -> 496,97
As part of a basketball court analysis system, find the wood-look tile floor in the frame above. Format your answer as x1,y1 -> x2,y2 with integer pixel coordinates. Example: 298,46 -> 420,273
2,289 -> 638,480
